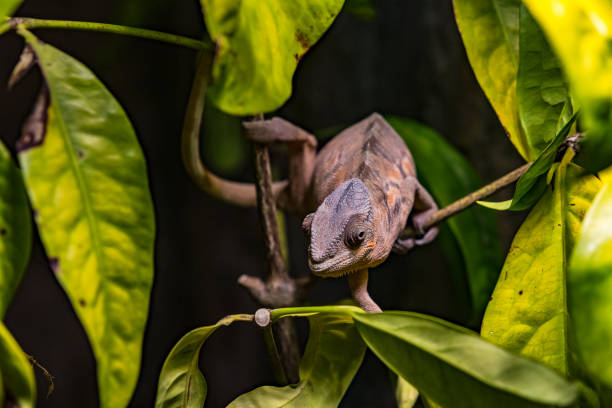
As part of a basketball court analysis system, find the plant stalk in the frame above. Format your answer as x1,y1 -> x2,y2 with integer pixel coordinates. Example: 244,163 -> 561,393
402,162 -> 532,237
0,17 -> 211,50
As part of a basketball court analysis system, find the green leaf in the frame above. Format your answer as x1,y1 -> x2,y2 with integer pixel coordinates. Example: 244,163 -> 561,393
0,321 -> 35,408
344,0 -> 375,21
227,313 -> 365,408
155,314 -> 252,408
201,99 -> 246,176
476,199 -> 512,211
353,311 -> 578,408
16,30 -> 155,408
0,140 -> 31,318
522,0 -> 612,172
0,370 -> 4,406
453,0 -> 531,160
200,0 -> 345,115
478,113 -> 577,211
386,116 -> 502,323
569,178 -> 612,389
517,5 -> 570,155
481,156 -> 601,379
0,0 -> 22,17
391,374 -> 419,408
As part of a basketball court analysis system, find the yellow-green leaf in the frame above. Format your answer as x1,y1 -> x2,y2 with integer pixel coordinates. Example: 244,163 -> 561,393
522,0 -> 612,172
0,322 -> 35,408
481,157 -> 601,377
200,0 -> 345,115
387,117 -> 502,323
453,0 -> 531,160
517,5 -> 570,155
478,113 -> 577,212
392,375 -> 419,408
155,314 -> 252,408
353,311 -> 578,408
227,313 -> 365,408
0,0 -> 22,17
569,177 -> 612,389
16,30 -> 155,408
0,140 -> 31,318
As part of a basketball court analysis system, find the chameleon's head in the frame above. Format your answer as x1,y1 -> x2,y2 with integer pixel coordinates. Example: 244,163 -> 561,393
303,178 -> 385,277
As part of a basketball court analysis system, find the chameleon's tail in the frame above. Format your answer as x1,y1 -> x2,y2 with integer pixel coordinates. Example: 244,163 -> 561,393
182,51 -> 287,207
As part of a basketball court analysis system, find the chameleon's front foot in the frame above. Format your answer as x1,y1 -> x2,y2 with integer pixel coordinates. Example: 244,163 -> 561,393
348,269 -> 382,313
393,209 -> 439,255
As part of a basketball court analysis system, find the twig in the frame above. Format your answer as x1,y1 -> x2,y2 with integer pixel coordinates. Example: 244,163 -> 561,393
26,354 -> 55,398
0,17 -> 210,50
239,139 -> 302,383
403,162 -> 532,236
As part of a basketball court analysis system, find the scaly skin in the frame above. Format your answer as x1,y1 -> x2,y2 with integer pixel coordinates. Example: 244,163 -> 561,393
244,113 -> 439,312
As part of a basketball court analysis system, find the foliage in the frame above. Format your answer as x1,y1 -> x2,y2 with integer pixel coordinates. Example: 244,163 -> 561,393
1,1 -> 612,408
199,0 -> 345,115
387,117 -> 502,323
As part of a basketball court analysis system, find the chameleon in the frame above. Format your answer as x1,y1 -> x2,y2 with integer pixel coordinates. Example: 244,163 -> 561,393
242,113 -> 439,313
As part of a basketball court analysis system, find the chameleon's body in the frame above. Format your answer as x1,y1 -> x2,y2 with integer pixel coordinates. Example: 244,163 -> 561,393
243,113 -> 438,312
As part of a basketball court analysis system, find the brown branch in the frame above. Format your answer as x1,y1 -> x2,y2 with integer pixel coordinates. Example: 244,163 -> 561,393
403,162 -> 532,237
238,133 -> 308,384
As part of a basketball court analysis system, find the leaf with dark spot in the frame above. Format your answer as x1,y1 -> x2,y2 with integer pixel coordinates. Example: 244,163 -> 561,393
16,29 -> 155,408
482,156 -> 600,382
199,0 -> 344,114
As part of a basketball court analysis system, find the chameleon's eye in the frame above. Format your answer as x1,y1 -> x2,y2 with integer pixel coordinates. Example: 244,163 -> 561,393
344,215 -> 367,249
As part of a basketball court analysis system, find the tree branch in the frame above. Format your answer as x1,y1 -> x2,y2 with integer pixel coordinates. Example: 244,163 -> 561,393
403,162 -> 532,237
0,17 -> 210,50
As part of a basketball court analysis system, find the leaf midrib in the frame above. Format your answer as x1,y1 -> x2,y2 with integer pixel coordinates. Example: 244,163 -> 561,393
491,0 -> 517,67
355,318 -> 572,405
47,90 -> 107,305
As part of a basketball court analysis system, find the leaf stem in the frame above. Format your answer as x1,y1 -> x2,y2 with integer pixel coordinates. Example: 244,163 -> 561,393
0,17 -> 211,50
269,305 -> 364,322
402,162 -> 533,237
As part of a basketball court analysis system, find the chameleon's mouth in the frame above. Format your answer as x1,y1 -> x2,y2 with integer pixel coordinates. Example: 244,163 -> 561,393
308,254 -> 361,278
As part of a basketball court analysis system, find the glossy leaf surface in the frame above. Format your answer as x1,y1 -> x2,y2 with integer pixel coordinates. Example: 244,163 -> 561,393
453,0 -> 530,160
0,141 -> 31,317
353,311 -> 578,408
0,0 -> 22,17
517,5 -> 570,155
387,116 -> 501,322
155,314 -> 252,408
478,114 -> 577,211
227,313 -> 365,408
522,0 -> 612,172
481,157 -> 600,377
392,375 -> 419,408
0,322 -> 35,408
17,31 -> 155,408
200,0 -> 344,115
569,178 -> 612,388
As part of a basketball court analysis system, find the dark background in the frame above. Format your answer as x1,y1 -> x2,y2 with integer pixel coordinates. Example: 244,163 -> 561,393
0,1 -> 526,407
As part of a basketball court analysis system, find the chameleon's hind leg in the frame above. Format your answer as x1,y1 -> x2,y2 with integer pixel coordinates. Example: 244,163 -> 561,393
393,179 -> 439,255
242,117 -> 317,212
348,269 -> 382,313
